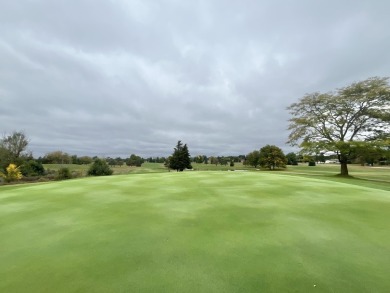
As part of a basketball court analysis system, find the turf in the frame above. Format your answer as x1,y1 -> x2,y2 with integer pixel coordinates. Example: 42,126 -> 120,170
1,172 -> 390,292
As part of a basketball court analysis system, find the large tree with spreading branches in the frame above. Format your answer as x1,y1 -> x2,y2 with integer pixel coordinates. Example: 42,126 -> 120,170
287,77 -> 390,176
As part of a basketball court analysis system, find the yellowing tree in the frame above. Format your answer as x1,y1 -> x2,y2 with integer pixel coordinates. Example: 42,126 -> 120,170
259,145 -> 287,170
0,164 -> 23,183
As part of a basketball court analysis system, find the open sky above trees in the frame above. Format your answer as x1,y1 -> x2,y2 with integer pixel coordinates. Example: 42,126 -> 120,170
1,0 -> 390,157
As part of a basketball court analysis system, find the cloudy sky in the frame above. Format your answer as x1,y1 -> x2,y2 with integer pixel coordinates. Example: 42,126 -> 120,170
1,0 -> 389,158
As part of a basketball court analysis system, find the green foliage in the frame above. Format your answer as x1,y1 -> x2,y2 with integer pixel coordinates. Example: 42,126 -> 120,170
193,155 -> 205,164
218,157 -> 228,166
87,158 -> 113,176
0,147 -> 13,171
1,131 -> 29,172
230,160 -> 234,167
126,154 -> 144,167
43,151 -> 72,164
286,152 -> 298,165
245,150 -> 260,168
259,145 -> 287,170
287,77 -> 390,176
0,131 -> 29,158
72,155 -> 93,165
57,167 -> 72,180
209,156 -> 218,165
308,160 -> 316,166
168,141 -> 192,171
20,160 -> 45,176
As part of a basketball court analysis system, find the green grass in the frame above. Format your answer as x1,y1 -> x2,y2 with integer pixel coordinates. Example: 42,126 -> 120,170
1,171 -> 390,292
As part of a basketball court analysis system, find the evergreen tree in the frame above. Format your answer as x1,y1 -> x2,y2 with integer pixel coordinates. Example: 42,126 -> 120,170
168,141 -> 192,171
182,144 -> 192,170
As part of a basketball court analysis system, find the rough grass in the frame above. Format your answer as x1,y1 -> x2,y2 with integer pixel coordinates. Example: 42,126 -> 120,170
1,171 -> 390,292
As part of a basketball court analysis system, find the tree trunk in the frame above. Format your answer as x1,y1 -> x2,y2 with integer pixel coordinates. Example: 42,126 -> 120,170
340,162 -> 349,176
338,153 -> 349,176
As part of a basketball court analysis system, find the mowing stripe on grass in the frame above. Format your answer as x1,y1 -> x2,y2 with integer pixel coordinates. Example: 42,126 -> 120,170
1,172 -> 390,292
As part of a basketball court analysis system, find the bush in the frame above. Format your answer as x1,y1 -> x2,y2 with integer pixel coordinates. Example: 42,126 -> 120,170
88,159 -> 113,176
308,160 -> 316,166
57,167 -> 72,180
20,160 -> 45,176
71,171 -> 83,178
0,164 -> 23,183
230,161 -> 234,167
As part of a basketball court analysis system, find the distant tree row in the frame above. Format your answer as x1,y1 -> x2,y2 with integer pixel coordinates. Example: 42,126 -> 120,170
191,155 -> 244,165
146,157 -> 166,163
39,152 -> 145,167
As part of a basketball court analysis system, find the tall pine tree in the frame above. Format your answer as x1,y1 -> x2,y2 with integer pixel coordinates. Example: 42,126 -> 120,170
169,141 -> 192,171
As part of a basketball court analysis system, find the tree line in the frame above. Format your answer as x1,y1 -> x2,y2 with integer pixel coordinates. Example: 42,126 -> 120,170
2,76 -> 390,182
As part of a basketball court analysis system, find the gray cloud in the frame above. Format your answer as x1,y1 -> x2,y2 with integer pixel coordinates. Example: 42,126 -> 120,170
1,0 -> 390,157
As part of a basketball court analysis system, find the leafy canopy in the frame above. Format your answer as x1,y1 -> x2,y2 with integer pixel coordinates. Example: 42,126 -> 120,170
1,131 -> 29,158
287,77 -> 390,175
245,150 -> 260,168
259,145 -> 287,170
88,158 -> 113,176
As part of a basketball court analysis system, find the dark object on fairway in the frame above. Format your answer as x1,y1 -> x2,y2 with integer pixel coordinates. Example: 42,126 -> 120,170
308,161 -> 316,167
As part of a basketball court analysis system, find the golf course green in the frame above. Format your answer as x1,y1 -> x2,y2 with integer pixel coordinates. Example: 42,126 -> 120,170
1,172 -> 389,292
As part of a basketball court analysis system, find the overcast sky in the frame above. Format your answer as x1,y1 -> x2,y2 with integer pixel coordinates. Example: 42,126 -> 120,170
1,0 -> 390,158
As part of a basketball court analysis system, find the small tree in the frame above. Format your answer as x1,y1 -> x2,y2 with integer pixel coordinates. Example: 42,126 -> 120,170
1,131 -> 29,159
88,159 -> 113,176
126,154 -> 144,167
0,164 -> 23,183
245,150 -> 260,168
168,141 -> 192,171
259,145 -> 287,170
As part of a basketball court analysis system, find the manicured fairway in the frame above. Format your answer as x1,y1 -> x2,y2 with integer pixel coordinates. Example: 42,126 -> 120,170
1,172 -> 390,292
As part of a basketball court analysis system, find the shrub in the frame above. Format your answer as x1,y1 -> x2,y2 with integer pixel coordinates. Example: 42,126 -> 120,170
0,164 -> 23,183
71,171 -> 83,178
57,167 -> 72,180
88,159 -> 113,176
20,160 -> 45,176
308,160 -> 316,166
230,160 -> 235,167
